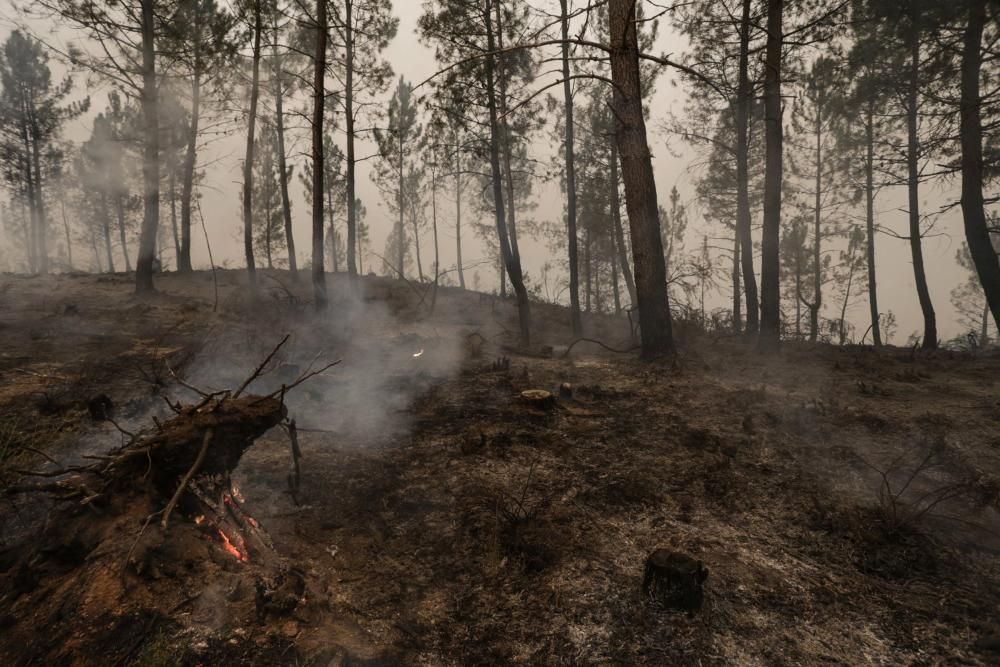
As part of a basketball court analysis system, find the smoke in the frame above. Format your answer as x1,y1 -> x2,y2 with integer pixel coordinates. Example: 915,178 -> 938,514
182,283 -> 467,444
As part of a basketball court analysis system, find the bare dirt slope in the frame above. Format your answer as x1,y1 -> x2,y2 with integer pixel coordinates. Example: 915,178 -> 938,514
1,270 -> 999,666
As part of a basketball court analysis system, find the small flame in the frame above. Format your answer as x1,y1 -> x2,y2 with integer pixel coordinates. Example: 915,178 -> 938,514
194,514 -> 205,525
413,349 -> 424,358
217,528 -> 248,562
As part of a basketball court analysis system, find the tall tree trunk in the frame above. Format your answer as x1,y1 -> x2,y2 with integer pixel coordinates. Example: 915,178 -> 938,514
328,181 -> 338,272
906,8 -> 937,349
272,27 -> 298,279
560,0 -> 582,335
612,231 -> 622,314
397,134 -> 405,279
609,140 -> 637,308
243,0 -> 262,293
344,0 -> 358,281
135,0 -> 159,292
864,96 -> 881,345
412,211 -> 424,281
839,257 -> 854,345
30,119 -> 49,274
484,0 -> 530,346
60,195 -> 73,271
178,11 -> 202,274
493,1 -> 523,270
21,122 -> 38,274
430,164 -> 440,312
117,196 -> 132,272
758,0 -> 783,351
170,165 -> 180,264
736,0 -> 759,334
732,231 -> 741,332
91,224 -> 102,272
608,0 -> 673,357
454,140 -> 465,288
809,109 -> 822,342
101,194 -> 115,273
584,223 -> 592,312
960,0 -> 1000,336
311,0 -> 328,309
982,301 -> 990,344
265,202 -> 273,269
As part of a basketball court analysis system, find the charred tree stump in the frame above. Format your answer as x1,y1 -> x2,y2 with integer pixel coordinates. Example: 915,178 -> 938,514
641,549 -> 709,612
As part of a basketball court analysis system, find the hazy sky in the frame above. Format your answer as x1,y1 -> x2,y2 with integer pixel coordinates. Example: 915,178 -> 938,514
0,1 -> 983,343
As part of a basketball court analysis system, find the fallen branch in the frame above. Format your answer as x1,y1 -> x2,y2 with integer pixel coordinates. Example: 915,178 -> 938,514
234,334 -> 291,398
161,428 -> 214,531
561,337 -> 640,358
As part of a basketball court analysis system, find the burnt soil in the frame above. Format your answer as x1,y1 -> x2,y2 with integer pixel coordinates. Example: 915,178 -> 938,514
2,270 -> 1000,666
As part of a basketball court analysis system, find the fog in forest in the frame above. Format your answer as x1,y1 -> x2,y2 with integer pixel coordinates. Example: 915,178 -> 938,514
0,0 -> 989,345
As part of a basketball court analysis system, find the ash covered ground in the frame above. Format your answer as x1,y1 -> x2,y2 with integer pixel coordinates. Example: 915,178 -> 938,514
1,270 -> 999,665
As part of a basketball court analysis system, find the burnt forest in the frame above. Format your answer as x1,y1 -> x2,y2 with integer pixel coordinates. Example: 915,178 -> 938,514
1,0 -> 1000,664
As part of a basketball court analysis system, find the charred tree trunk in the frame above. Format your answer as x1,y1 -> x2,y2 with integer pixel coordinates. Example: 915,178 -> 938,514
736,0 -> 759,335
906,8 -> 937,349
609,140 -> 637,309
397,133 -> 405,280
60,195 -> 73,271
178,13 -> 202,274
243,0 -> 263,293
311,0 -> 328,309
809,109 -> 822,343
101,194 -> 115,273
561,0 -> 582,335
864,96 -> 881,345
733,231 -> 741,332
272,29 -> 298,280
454,139 -> 465,289
484,0 -> 530,347
608,0 -> 673,357
345,0 -> 359,282
758,0 -> 783,352
135,0 -> 160,293
117,196 -> 132,273
170,171 -> 180,268
960,0 -> 1000,336
29,116 -> 48,274
327,180 -> 338,273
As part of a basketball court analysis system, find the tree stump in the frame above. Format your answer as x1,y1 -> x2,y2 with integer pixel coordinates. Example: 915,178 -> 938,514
520,389 -> 554,409
641,549 -> 709,612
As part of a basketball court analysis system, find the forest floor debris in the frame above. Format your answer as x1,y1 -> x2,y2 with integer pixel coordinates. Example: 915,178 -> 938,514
1,270 -> 999,665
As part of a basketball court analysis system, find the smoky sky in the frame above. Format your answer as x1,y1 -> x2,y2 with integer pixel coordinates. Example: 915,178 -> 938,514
0,1 -> 983,342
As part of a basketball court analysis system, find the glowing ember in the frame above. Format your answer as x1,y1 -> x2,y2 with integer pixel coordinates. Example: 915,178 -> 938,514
193,515 -> 205,525
216,528 -> 249,562
413,349 -> 424,358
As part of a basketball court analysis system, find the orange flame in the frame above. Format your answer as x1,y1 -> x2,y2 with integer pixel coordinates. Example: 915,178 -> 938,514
216,528 -> 249,562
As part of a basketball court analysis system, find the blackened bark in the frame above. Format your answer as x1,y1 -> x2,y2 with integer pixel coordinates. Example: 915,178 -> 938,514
484,0 -> 529,346
736,0 -> 759,335
272,29 -> 297,278
561,0 -> 582,335
101,193 -> 115,273
608,0 -> 673,357
758,0 -> 783,351
864,98 -> 881,345
345,0 -> 358,281
135,0 -> 159,292
609,142 -> 637,309
311,0 -> 328,309
454,142 -> 465,288
116,196 -> 132,272
960,0 -> 1000,335
178,12 -> 202,274
906,7 -> 937,349
243,0 -> 262,292
809,108 -> 822,342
